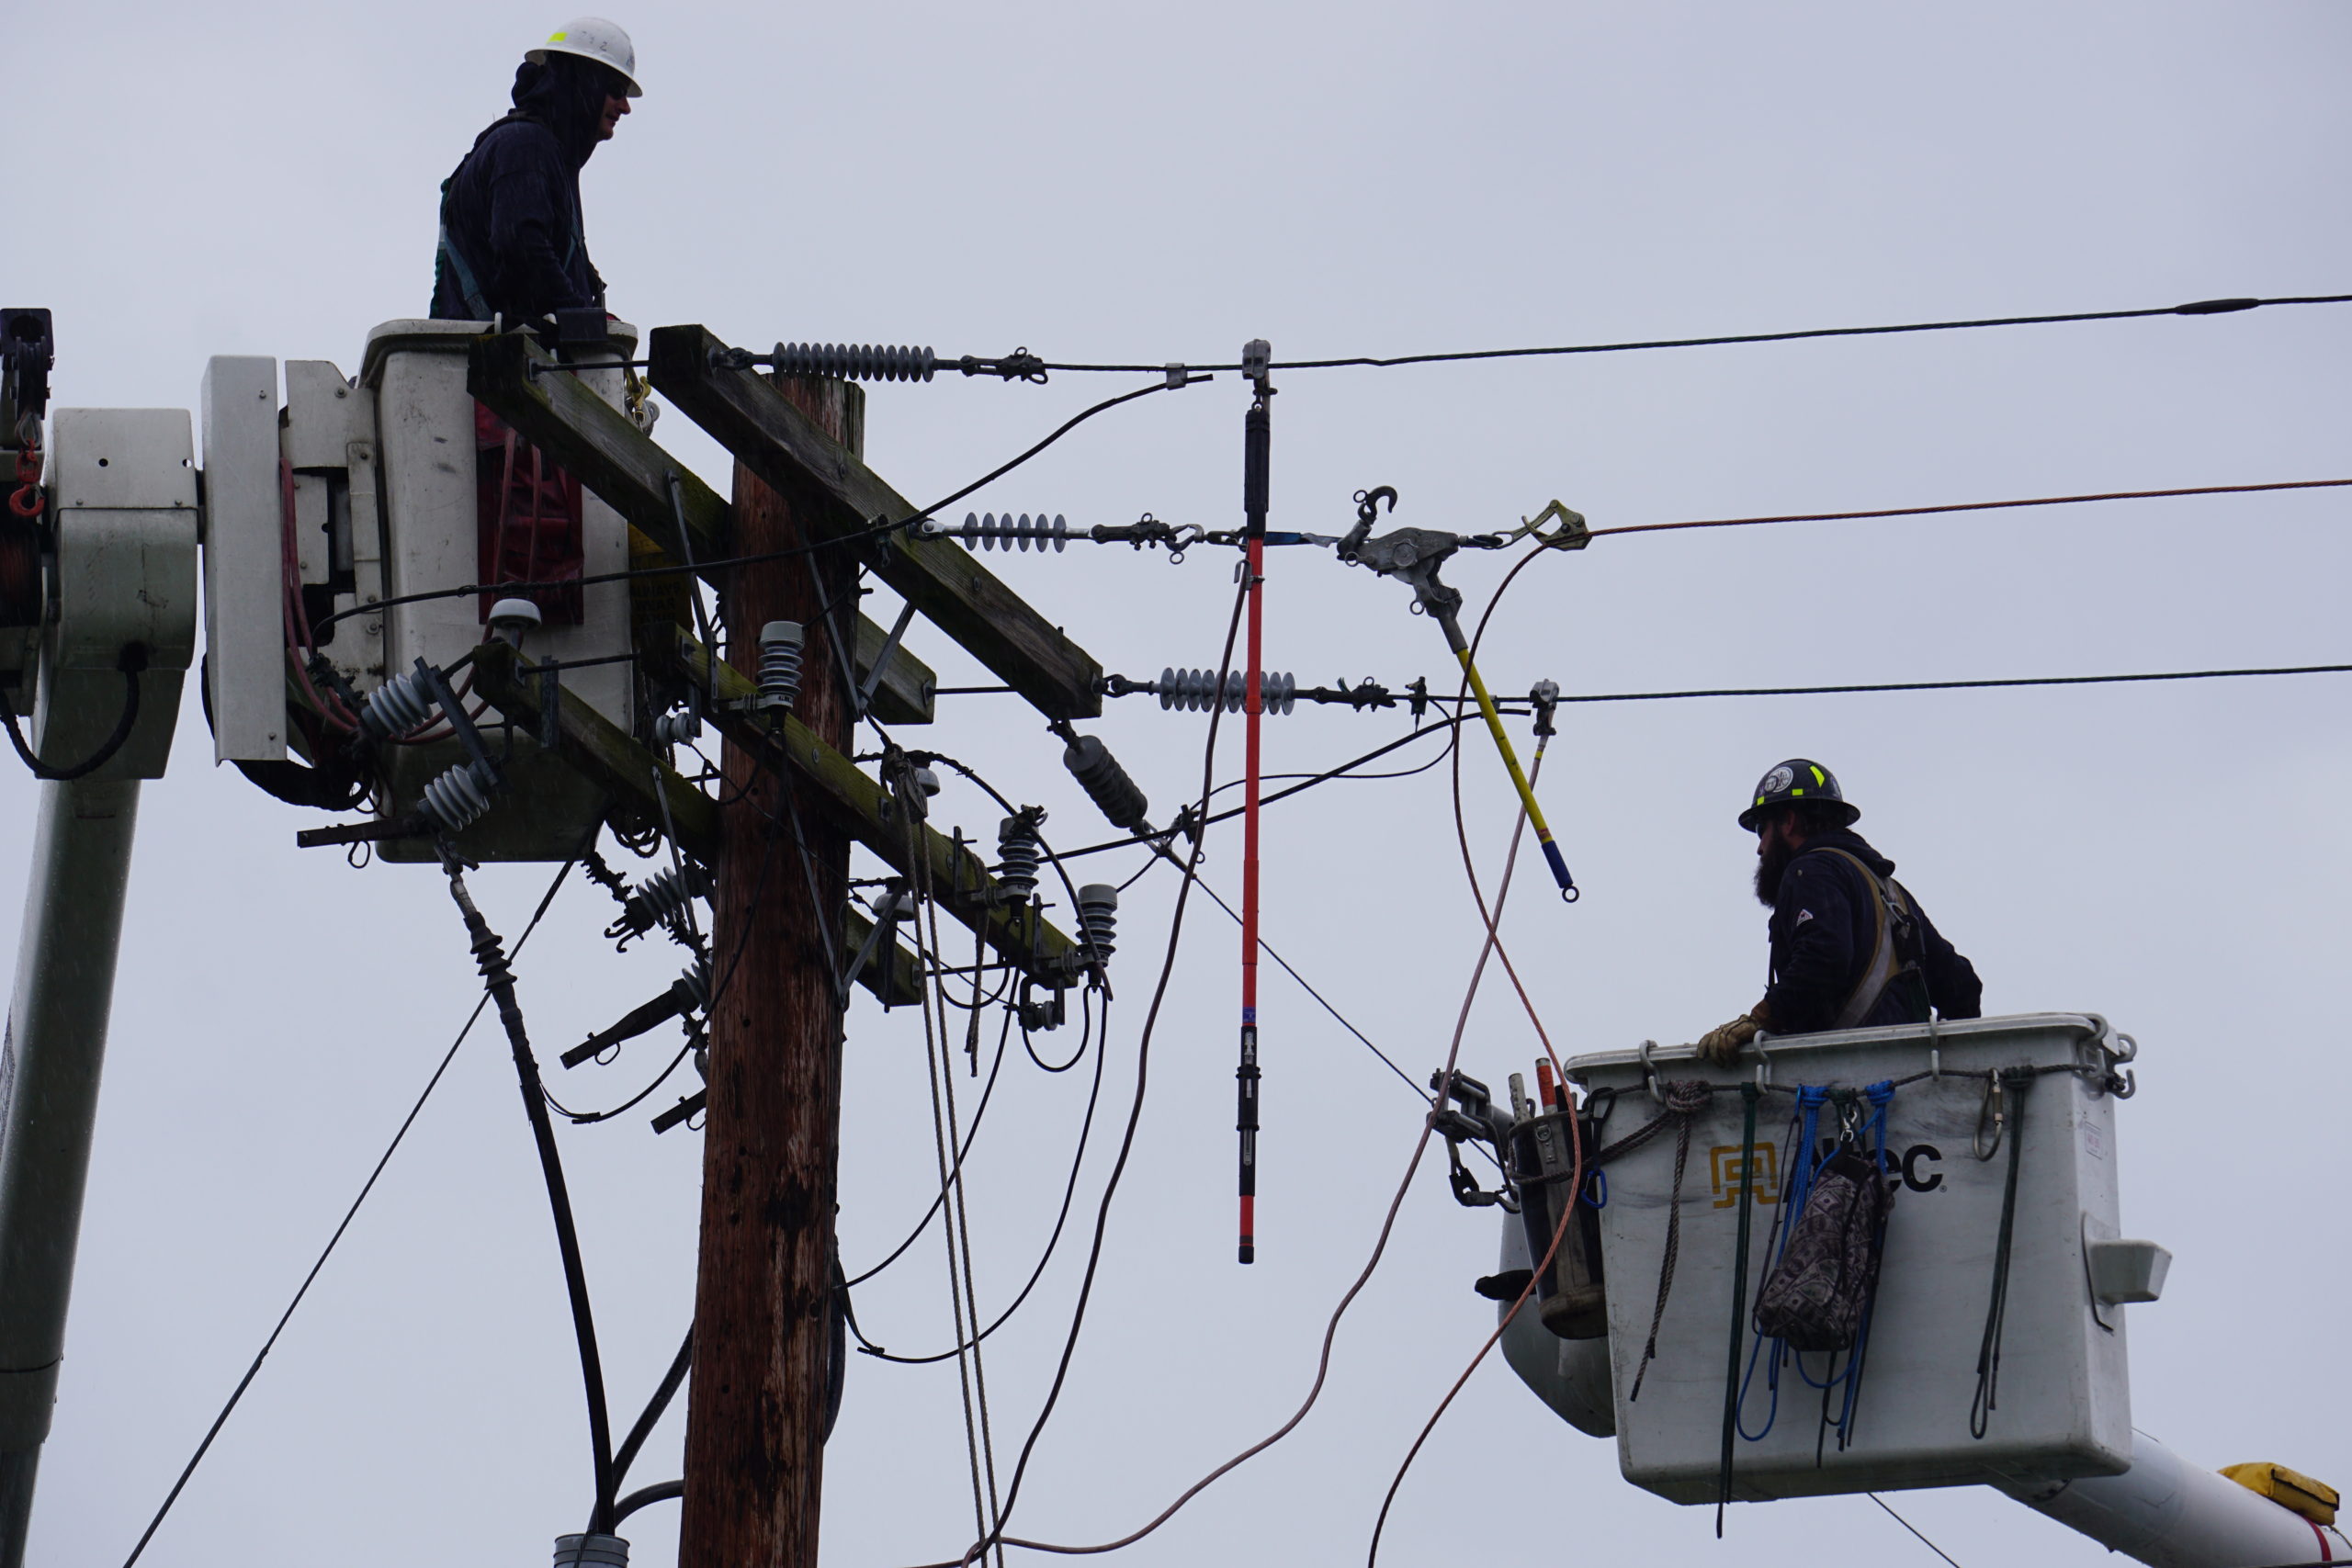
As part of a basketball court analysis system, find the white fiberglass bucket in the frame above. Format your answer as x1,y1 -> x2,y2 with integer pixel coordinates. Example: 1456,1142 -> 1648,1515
1560,1012 -> 2143,1505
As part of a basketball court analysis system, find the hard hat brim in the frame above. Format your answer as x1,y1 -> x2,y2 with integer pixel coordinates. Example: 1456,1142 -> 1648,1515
526,43 -> 643,96
1738,799 -> 1861,832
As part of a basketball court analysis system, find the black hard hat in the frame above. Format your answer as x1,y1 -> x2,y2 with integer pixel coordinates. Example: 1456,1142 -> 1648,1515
1738,758 -> 1860,832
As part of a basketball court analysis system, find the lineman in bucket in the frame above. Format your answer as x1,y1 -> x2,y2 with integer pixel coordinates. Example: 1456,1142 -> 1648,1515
431,17 -> 641,325
1691,759 -> 1982,1066
429,19 -> 642,621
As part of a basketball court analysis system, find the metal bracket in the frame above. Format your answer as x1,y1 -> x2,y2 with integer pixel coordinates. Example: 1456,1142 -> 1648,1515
1498,498 -> 1590,552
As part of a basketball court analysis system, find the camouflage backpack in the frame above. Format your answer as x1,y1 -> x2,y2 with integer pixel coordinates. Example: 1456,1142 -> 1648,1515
1751,1147 -> 1893,1352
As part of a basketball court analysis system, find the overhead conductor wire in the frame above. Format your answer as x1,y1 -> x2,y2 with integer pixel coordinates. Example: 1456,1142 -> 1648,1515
440,856 -> 621,1536
1366,630 -> 1573,1563
303,372 -> 1201,646
120,849 -> 584,1566
1028,290 -> 2352,373
1375,535 -> 1705,1562
915,572 -> 1250,1568
931,569 -> 1582,1566
848,997 -> 1112,1367
907,821 -> 1005,1565
1583,475 -> 2352,541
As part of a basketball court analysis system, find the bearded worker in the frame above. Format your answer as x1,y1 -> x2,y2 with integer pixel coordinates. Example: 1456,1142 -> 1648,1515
1692,759 -> 1982,1066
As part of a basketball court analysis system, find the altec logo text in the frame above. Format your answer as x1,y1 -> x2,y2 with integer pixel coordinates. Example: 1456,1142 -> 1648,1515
1707,1141 -> 1946,1209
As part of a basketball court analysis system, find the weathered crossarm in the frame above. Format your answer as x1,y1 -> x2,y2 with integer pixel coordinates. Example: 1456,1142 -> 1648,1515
469,332 -> 936,725
658,627 -> 1084,987
471,640 -> 926,1010
645,324 -> 1102,722
474,639 -> 720,852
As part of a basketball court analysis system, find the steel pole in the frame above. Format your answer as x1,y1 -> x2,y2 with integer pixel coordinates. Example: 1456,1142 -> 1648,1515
0,778 -> 142,1565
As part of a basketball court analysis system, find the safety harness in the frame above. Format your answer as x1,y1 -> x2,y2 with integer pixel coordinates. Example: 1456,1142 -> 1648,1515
1802,847 -> 1926,1030
434,116 -> 590,322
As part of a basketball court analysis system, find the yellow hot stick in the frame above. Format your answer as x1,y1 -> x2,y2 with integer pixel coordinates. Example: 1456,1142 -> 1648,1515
1453,645 -> 1577,897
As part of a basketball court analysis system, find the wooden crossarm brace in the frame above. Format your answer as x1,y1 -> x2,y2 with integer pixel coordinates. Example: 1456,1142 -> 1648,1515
658,626 -> 1084,987
645,324 -> 1103,722
469,640 -> 927,1010
473,639 -> 719,852
468,332 -> 936,725
834,904 -> 928,1009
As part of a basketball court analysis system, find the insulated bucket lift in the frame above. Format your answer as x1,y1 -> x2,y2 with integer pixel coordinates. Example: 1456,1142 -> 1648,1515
201,319 -> 644,862
0,344 -> 199,1564
0,316 -> 653,1561
1487,1014 -> 2341,1567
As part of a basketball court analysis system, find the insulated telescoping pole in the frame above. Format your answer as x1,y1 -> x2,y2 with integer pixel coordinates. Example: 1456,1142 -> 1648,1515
1427,602 -> 1577,900
1238,339 -> 1272,1265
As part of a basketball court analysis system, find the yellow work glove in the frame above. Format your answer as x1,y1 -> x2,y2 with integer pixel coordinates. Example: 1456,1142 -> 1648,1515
1693,1012 -> 1760,1067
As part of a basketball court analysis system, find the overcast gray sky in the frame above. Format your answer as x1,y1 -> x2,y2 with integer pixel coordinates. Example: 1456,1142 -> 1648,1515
6,3 -> 2348,1564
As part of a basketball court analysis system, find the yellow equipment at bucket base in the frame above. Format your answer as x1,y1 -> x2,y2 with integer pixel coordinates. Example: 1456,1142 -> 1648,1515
2220,1462 -> 2339,1526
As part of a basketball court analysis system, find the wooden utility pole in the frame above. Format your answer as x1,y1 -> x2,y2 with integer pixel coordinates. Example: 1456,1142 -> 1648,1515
677,374 -> 863,1568
630,326 -> 1099,1565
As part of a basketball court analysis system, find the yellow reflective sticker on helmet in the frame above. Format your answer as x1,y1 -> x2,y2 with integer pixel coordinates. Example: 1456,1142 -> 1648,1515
1791,787 -> 1805,796
1809,765 -> 1826,786
548,30 -> 569,41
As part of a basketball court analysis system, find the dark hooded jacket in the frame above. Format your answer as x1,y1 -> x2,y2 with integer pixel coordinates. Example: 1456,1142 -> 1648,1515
431,57 -> 619,322
1762,826 -> 1982,1034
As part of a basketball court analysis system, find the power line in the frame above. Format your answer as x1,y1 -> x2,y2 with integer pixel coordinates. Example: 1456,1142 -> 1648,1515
1869,1493 -> 1965,1567
842,1018 -> 1015,1291
1033,291 -> 2352,373
307,373 -> 1187,644
1070,657 -> 2352,864
1058,719 -> 1474,860
943,685 -> 1552,1568
1589,477 -> 2352,540
1183,877 -> 1421,1096
851,998 -> 1111,1368
442,863 -> 620,1533
1554,661 -> 2352,705
943,573 -> 1251,1565
119,851 -> 583,1567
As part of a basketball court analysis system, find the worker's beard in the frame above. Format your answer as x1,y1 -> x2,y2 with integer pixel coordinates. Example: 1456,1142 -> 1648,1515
1754,837 -> 1797,906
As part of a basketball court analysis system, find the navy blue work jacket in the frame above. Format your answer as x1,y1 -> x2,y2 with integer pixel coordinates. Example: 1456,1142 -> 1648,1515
1763,828 -> 1983,1034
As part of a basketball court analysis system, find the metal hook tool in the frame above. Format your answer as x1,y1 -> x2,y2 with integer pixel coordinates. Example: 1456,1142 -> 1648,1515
1340,487 -> 1580,900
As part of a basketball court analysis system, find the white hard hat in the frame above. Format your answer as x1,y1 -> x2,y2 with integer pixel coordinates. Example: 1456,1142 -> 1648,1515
527,17 -> 642,96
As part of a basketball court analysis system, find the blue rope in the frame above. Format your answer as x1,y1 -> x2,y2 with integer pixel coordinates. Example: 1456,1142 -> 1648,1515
1819,1080 -> 1896,1448
1734,1081 -> 1899,1449
1733,1097 -> 1812,1441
